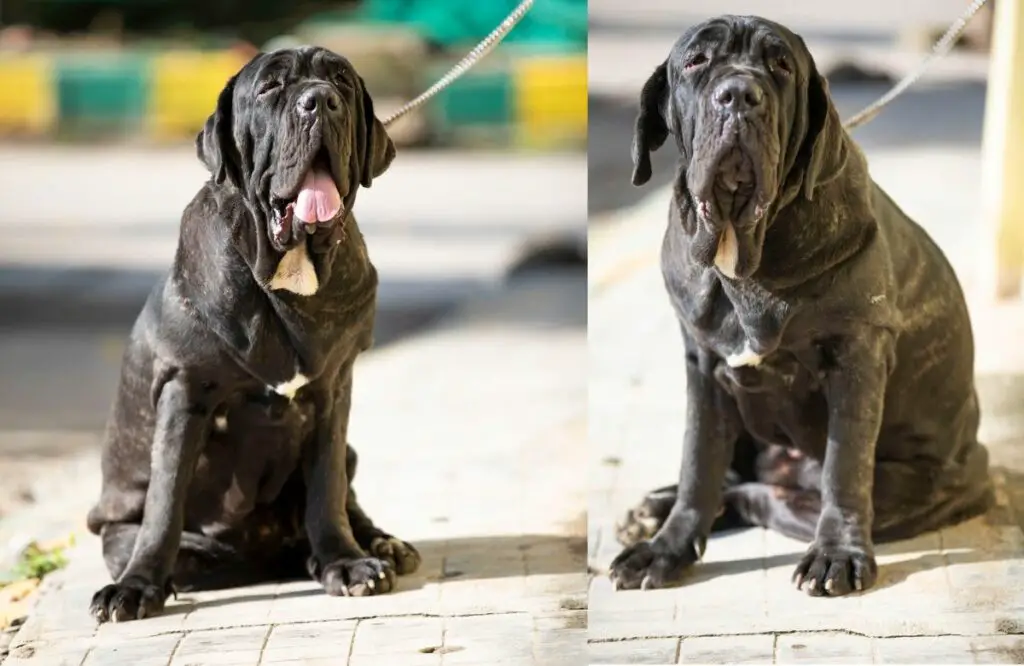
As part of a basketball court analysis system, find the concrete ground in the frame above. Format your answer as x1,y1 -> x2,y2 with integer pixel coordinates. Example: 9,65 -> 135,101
0,147 -> 587,664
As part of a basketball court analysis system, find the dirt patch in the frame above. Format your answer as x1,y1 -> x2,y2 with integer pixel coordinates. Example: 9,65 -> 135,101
0,579 -> 39,630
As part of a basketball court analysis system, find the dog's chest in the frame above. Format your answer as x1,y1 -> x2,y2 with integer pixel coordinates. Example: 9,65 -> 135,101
664,266 -> 830,452
665,265 -> 791,368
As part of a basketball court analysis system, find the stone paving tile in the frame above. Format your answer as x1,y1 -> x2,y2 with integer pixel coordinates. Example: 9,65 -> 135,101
873,635 -> 978,664
172,626 -> 271,665
442,613 -> 535,664
82,633 -> 184,666
589,638 -> 679,664
348,617 -> 444,666
970,636 -> 1024,664
587,186 -> 1024,663
776,633 -> 874,664
258,620 -> 357,664
679,635 -> 777,664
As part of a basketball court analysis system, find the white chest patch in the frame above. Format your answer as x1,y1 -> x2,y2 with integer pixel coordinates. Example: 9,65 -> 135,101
726,342 -> 763,368
273,373 -> 309,400
714,222 -> 739,279
269,245 -> 319,296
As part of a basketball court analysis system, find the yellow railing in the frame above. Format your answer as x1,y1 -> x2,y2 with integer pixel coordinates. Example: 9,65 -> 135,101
148,51 -> 249,141
0,54 -> 57,136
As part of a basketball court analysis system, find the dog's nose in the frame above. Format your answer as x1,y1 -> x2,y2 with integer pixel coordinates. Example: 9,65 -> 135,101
714,78 -> 765,114
297,87 -> 341,116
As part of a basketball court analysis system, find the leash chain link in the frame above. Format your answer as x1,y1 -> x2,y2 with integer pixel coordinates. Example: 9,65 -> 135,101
843,0 -> 991,130
381,0 -> 535,127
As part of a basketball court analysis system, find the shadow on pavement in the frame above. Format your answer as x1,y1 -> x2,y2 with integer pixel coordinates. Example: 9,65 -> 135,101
0,265 -> 460,343
690,474 -> 1022,594
166,531 -> 587,614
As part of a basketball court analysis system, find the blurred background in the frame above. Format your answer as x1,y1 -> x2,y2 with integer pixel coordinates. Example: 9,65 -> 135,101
0,0 -> 586,578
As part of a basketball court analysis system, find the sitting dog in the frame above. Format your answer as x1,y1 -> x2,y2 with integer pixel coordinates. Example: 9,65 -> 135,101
609,15 -> 994,596
87,46 -> 420,623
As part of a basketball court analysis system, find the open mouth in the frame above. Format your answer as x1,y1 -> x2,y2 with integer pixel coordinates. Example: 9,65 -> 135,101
271,148 -> 344,241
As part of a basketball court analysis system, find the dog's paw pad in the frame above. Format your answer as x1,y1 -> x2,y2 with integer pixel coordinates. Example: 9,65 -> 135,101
314,556 -> 395,597
792,543 -> 877,597
369,536 -> 421,576
89,577 -> 167,623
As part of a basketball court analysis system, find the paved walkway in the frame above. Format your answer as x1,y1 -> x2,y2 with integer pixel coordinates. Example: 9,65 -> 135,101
2,269 -> 588,666
587,152 -> 1024,662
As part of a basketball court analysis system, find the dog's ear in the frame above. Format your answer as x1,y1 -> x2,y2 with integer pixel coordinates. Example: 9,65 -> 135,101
631,61 -> 670,187
358,77 -> 396,188
799,52 -> 848,201
196,74 -> 242,188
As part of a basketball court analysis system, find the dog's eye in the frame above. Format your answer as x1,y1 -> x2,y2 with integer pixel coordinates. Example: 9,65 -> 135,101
772,55 -> 793,75
256,80 -> 282,97
684,53 -> 708,71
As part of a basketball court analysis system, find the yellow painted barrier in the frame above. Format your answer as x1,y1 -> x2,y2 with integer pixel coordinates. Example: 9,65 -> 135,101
981,0 -> 1024,298
513,54 -> 587,149
149,51 -> 247,141
0,55 -> 56,136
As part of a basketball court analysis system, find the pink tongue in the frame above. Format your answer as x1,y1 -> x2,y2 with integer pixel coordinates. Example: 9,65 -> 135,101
293,169 -> 342,223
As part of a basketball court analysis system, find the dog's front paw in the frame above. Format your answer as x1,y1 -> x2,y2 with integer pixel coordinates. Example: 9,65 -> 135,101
309,555 -> 395,597
609,538 -> 702,591
792,542 -> 877,596
89,576 -> 167,623
368,536 -> 421,576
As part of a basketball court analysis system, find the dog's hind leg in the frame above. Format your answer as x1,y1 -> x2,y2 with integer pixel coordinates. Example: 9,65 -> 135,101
723,483 -> 821,542
616,434 -> 760,546
99,522 -> 293,592
615,471 -> 760,547
344,445 -> 422,576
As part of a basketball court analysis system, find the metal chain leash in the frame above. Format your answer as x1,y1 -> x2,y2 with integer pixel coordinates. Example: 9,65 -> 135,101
382,0 -> 535,127
843,0 -> 991,130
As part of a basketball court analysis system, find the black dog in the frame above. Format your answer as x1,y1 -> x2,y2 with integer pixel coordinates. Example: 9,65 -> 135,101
609,15 -> 993,597
87,46 -> 421,623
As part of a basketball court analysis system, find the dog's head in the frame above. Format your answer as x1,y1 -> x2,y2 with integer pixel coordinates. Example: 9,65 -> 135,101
632,15 -> 848,279
196,46 -> 395,252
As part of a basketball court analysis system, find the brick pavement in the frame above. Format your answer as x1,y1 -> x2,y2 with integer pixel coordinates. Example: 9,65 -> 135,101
587,183 -> 1024,665
2,270 -> 587,666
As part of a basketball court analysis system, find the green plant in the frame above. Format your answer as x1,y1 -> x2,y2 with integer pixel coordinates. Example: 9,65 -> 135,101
4,535 -> 75,585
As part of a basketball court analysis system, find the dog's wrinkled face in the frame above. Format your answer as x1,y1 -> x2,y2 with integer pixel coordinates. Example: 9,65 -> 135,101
196,46 -> 395,252
633,15 -> 847,279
